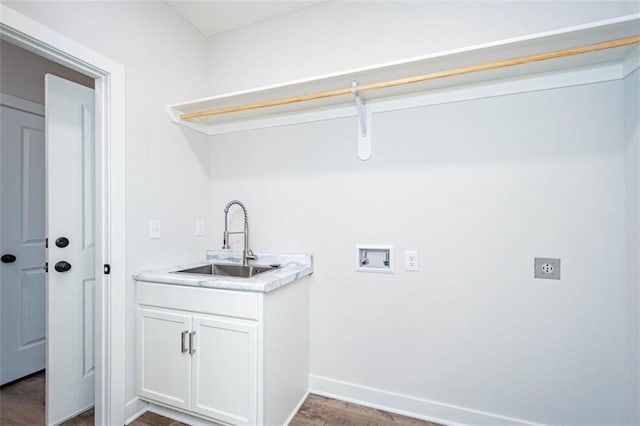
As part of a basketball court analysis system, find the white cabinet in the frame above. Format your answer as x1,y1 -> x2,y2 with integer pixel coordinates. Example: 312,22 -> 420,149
138,308 -> 192,410
138,307 -> 258,425
136,280 -> 309,425
191,316 -> 257,425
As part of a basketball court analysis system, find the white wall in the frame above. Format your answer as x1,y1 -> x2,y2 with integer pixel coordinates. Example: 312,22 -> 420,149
1,1 -> 211,410
5,2 -> 636,423
0,40 -> 93,104
624,68 -> 640,424
206,2 -> 637,424
207,0 -> 636,94
208,80 -> 631,425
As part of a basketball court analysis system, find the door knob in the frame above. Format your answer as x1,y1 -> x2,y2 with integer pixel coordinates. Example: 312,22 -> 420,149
1,254 -> 16,263
54,261 -> 72,272
55,237 -> 69,248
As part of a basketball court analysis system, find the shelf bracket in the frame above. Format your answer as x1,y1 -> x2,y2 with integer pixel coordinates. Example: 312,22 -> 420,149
352,80 -> 371,161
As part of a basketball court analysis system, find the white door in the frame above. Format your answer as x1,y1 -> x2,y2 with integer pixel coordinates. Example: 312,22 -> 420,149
191,315 -> 258,425
0,103 -> 46,385
138,307 -> 192,410
45,74 -> 96,426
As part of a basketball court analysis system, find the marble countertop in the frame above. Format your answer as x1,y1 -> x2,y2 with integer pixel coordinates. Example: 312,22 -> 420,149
133,250 -> 313,293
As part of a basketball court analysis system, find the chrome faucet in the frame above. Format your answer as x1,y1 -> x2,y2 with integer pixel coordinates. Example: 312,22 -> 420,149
222,200 -> 256,266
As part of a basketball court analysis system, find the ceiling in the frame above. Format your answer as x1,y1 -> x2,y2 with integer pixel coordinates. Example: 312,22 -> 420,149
165,1 -> 326,37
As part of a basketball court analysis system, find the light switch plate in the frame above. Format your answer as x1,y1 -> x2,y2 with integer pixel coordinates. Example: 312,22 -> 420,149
534,257 -> 560,280
149,219 -> 161,239
195,219 -> 205,236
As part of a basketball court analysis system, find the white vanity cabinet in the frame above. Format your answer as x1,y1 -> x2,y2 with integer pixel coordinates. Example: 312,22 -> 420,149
135,276 -> 309,426
138,308 -> 193,411
138,308 -> 258,424
190,315 -> 258,425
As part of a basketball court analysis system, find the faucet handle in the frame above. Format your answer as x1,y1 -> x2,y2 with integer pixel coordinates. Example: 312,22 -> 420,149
247,249 -> 257,260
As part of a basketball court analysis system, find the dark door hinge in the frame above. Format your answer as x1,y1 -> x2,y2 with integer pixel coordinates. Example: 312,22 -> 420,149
104,264 -> 111,275
45,238 -> 48,248
44,262 -> 48,273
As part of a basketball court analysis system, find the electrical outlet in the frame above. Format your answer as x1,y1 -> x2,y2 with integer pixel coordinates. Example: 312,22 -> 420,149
149,220 -> 161,239
405,250 -> 419,271
534,257 -> 560,280
195,219 -> 205,236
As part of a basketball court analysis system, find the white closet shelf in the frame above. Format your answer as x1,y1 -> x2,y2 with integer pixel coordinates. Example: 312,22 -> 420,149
168,14 -> 640,147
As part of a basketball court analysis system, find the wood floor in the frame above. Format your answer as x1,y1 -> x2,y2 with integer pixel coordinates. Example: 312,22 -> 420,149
0,371 -> 438,425
289,394 -> 441,426
0,371 -> 44,426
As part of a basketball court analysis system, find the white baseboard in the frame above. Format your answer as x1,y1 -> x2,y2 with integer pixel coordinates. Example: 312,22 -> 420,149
148,402 -> 219,426
125,398 -> 148,425
127,393 -> 307,426
309,375 -> 544,426
128,377 -> 544,426
284,390 -> 310,425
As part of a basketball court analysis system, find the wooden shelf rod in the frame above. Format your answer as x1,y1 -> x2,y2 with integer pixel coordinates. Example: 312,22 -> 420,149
180,34 -> 640,121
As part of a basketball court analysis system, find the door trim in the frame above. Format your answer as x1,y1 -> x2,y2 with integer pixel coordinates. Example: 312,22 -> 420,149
0,93 -> 44,116
0,5 -> 126,425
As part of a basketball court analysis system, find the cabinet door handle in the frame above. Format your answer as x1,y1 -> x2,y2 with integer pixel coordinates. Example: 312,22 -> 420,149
181,330 -> 189,353
189,331 -> 196,355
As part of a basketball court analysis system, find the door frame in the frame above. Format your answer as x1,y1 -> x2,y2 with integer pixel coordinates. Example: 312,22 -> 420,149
0,5 -> 126,425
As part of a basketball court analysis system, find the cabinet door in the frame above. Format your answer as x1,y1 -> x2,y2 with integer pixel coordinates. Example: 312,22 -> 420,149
138,308 -> 192,410
191,315 -> 258,425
